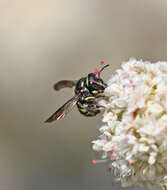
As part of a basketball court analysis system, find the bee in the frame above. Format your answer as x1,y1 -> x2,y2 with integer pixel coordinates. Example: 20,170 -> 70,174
45,64 -> 109,122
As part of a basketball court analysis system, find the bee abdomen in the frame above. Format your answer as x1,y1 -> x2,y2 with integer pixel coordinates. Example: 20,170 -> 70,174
77,99 -> 100,117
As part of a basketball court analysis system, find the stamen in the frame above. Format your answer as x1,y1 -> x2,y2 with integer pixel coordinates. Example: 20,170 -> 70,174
128,159 -> 134,164
118,162 -> 122,167
112,181 -> 115,186
94,68 -> 99,75
100,61 -> 104,65
109,154 -> 114,159
112,146 -> 117,153
107,167 -> 112,172
94,68 -> 99,78
92,159 -> 107,164
125,136 -> 129,141
92,160 -> 97,164
132,85 -> 135,90
130,79 -> 133,84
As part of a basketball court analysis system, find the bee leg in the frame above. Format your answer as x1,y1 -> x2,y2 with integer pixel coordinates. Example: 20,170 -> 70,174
87,107 -> 103,112
87,102 -> 105,111
95,94 -> 108,99
94,103 -> 105,110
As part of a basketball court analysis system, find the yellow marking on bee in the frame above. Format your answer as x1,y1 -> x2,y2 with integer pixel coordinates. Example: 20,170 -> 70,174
87,111 -> 96,116
81,87 -> 88,92
92,90 -> 98,94
83,87 -> 88,91
77,101 -> 82,107
81,81 -> 84,87
77,101 -> 89,108
80,108 -> 87,112
84,96 -> 95,101
86,77 -> 89,86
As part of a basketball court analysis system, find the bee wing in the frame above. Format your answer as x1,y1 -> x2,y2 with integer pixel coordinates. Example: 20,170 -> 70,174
53,80 -> 77,91
45,93 -> 81,123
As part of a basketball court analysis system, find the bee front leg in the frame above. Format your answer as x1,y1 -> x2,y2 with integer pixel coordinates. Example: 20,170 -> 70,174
95,94 -> 108,99
96,94 -> 105,98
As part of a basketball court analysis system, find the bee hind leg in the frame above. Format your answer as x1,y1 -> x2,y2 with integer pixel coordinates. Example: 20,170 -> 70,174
88,102 -> 105,111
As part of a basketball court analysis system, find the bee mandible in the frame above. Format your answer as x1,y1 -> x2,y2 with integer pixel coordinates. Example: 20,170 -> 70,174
45,64 -> 109,122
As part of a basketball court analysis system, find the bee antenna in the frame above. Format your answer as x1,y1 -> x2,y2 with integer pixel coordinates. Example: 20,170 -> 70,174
99,64 -> 109,76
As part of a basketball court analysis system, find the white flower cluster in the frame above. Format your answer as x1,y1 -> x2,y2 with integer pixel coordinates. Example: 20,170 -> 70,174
92,58 -> 167,190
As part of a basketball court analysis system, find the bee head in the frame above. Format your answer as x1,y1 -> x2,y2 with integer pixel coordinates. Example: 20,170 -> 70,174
87,64 -> 109,94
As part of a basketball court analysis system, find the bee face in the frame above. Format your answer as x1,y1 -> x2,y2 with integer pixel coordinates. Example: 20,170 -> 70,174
86,73 -> 107,95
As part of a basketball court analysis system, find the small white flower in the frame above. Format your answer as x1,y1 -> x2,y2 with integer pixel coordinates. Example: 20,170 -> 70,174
92,58 -> 167,190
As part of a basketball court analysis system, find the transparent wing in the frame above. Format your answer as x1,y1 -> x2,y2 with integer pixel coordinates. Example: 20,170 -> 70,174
45,93 -> 81,123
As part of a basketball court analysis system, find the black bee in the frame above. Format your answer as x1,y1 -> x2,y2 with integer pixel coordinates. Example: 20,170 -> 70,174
45,64 -> 109,122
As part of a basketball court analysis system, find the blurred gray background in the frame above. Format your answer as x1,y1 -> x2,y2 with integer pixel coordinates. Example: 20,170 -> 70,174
1,0 -> 167,189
